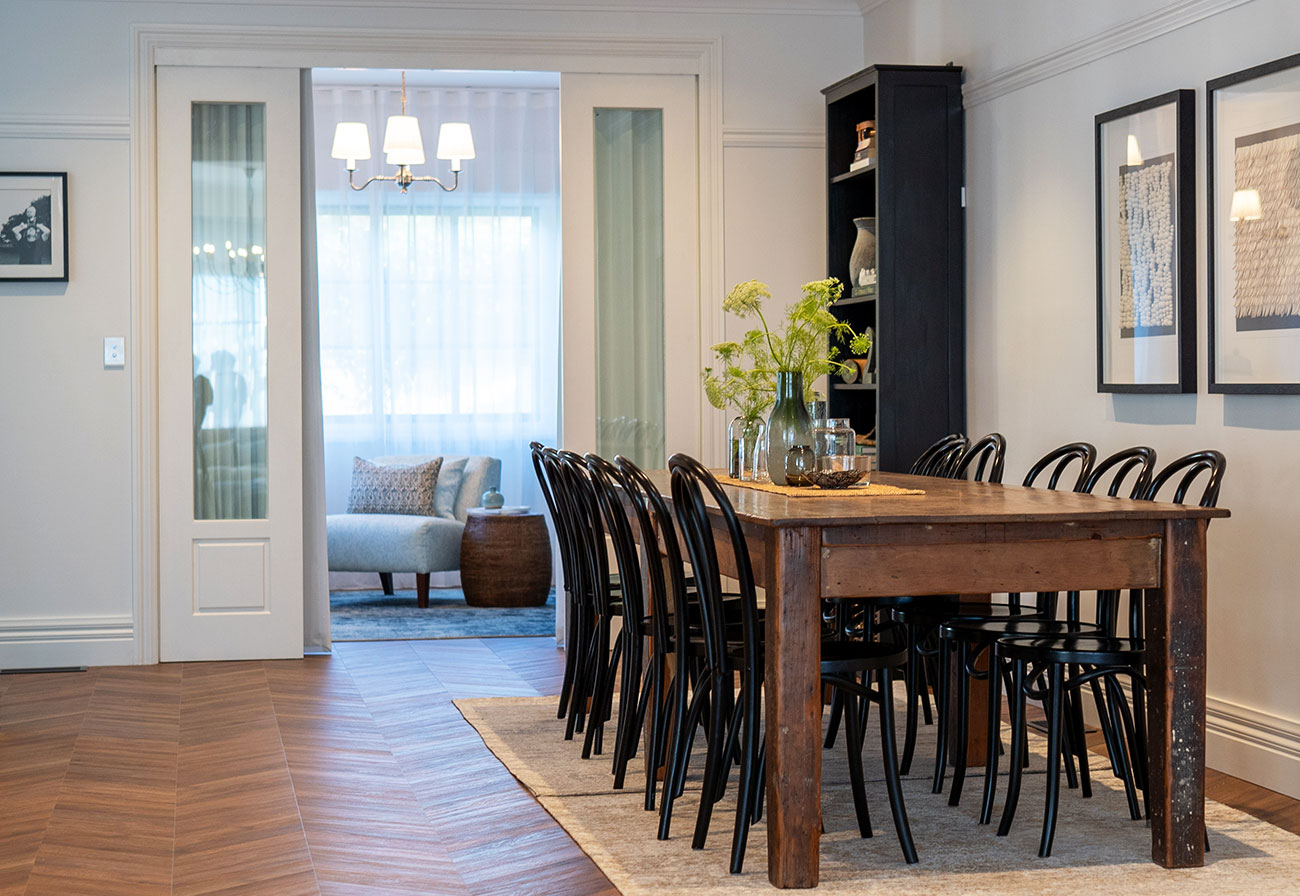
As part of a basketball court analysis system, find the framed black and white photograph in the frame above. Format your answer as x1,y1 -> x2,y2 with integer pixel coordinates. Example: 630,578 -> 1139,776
0,172 -> 67,282
1095,90 -> 1195,393
1209,53 -> 1300,393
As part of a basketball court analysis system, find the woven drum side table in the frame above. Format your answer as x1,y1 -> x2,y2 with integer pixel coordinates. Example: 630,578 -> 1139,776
459,510 -> 553,607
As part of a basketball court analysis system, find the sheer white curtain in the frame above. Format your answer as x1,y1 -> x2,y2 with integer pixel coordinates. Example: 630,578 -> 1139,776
311,77 -> 561,523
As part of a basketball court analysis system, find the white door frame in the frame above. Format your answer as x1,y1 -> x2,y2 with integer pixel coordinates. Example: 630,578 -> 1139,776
130,26 -> 722,663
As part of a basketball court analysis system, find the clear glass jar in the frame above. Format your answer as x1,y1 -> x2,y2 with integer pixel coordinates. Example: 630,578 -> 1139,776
728,415 -> 767,482
814,418 -> 857,469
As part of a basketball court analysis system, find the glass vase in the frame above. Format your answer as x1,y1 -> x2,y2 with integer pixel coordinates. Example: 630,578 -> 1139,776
728,416 -> 767,482
766,371 -> 815,487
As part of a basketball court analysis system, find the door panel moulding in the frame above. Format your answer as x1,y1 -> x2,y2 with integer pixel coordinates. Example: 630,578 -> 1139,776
131,24 -> 722,664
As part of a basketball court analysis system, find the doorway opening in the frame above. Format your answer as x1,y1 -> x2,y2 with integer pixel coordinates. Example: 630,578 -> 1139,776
311,68 -> 561,641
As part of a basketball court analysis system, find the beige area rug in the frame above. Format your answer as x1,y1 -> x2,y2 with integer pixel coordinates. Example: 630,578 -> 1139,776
455,695 -> 1300,895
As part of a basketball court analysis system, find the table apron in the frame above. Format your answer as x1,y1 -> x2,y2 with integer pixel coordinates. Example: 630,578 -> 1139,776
819,525 -> 1163,598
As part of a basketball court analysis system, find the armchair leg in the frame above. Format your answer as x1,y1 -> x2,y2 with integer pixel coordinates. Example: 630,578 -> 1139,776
379,572 -> 394,595
417,573 -> 431,608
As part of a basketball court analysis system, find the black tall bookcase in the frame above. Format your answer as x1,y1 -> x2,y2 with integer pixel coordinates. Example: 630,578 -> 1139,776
822,64 -> 966,472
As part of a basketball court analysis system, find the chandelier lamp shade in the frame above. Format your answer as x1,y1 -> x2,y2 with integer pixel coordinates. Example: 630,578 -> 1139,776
330,72 -> 475,193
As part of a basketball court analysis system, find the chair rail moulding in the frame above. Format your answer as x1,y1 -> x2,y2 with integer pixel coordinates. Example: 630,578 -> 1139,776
0,116 -> 130,141
962,0 -> 1258,108
721,127 -> 823,149
130,23 -> 722,664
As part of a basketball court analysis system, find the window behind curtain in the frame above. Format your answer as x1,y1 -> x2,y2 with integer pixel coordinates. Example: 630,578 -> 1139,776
311,73 -> 561,518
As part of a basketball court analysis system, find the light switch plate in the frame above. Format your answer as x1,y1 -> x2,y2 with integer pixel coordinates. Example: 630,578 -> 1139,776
104,337 -> 125,368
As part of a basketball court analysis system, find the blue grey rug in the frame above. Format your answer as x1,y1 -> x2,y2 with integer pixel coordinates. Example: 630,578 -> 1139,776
329,588 -> 556,641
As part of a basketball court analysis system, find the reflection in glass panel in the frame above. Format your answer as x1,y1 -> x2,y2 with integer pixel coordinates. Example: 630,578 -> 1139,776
191,102 -> 269,520
593,108 -> 665,468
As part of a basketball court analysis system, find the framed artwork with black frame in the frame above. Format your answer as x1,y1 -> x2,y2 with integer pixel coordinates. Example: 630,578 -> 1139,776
1095,89 -> 1195,393
1209,52 -> 1300,393
0,172 -> 68,282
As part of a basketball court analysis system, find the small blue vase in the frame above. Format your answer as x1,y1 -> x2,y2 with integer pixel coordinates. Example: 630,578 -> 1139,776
481,486 -> 504,510
766,371 -> 815,487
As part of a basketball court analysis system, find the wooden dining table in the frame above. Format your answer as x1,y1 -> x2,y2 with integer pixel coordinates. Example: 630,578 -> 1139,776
646,469 -> 1228,889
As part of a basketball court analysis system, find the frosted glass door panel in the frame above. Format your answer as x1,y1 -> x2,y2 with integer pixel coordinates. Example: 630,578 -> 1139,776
191,102 -> 269,520
593,108 -> 665,468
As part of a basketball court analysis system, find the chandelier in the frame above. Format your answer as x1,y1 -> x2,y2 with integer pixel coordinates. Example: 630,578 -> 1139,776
329,72 -> 476,193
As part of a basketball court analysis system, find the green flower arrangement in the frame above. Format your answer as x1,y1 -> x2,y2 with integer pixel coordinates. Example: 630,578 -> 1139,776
703,277 -> 872,419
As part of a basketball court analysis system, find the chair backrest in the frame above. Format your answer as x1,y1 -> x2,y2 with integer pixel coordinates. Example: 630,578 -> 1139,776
554,450 -> 618,617
1144,450 -> 1226,507
1021,442 -> 1096,492
615,455 -> 689,657
953,432 -> 1007,483
668,453 -> 762,680
586,453 -> 647,627
531,443 -> 573,592
1099,449 -> 1224,637
909,432 -> 969,478
1082,446 -> 1157,499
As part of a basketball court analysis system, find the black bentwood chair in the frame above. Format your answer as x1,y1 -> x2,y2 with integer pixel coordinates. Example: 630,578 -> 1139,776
973,446 -> 1159,827
993,450 -> 1225,857
933,441 -> 1098,806
668,453 -> 918,872
885,432 -> 1008,775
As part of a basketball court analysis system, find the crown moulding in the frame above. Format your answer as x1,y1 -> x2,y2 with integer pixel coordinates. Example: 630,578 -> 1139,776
76,0 -> 865,15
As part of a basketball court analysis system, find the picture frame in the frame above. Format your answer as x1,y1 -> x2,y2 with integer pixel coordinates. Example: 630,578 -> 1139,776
0,172 -> 68,282
1095,90 -> 1195,393
1208,52 -> 1300,393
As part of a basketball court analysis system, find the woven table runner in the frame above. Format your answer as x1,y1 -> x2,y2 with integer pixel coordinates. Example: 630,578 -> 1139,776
719,475 -> 924,497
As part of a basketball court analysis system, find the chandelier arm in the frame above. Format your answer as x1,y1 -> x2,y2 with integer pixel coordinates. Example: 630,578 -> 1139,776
407,170 -> 461,193
347,170 -> 400,192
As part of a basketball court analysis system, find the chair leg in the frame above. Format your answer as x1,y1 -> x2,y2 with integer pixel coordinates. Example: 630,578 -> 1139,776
841,686 -> 873,838
980,642 -> 1004,825
824,687 -> 845,749
660,667 -> 708,840
729,679 -> 763,874
877,666 -> 919,864
900,627 -> 921,775
997,658 -> 1028,837
1102,674 -> 1142,820
691,674 -> 732,849
557,593 -> 577,720
1039,662 -> 1066,858
644,659 -> 669,811
931,636 -> 951,794
948,640 -> 972,807
612,635 -> 644,789
378,572 -> 394,595
416,572 -> 430,608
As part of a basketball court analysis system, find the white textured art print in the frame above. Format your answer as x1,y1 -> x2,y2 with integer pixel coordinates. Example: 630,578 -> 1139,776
1233,124 -> 1300,330
1117,156 -> 1176,337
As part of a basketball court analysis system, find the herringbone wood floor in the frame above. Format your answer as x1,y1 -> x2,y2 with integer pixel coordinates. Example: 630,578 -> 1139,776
2,637 -> 1297,895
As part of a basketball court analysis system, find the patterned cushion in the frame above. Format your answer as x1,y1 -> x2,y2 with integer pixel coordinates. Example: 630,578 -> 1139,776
346,456 -> 443,516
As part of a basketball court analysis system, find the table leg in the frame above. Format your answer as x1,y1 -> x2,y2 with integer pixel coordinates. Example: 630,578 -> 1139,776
1145,517 -> 1208,868
765,526 -> 822,888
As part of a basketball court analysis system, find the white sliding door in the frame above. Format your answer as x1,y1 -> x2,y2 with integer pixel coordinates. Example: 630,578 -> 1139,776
560,74 -> 700,464
157,66 -> 304,661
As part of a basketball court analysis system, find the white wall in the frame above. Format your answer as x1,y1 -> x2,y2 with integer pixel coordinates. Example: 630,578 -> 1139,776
864,0 -> 1300,797
0,0 -> 860,667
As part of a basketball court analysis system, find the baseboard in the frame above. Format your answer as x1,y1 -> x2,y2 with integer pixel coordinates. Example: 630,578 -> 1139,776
1079,682 -> 1300,801
1207,695 -> 1300,800
0,615 -> 136,669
